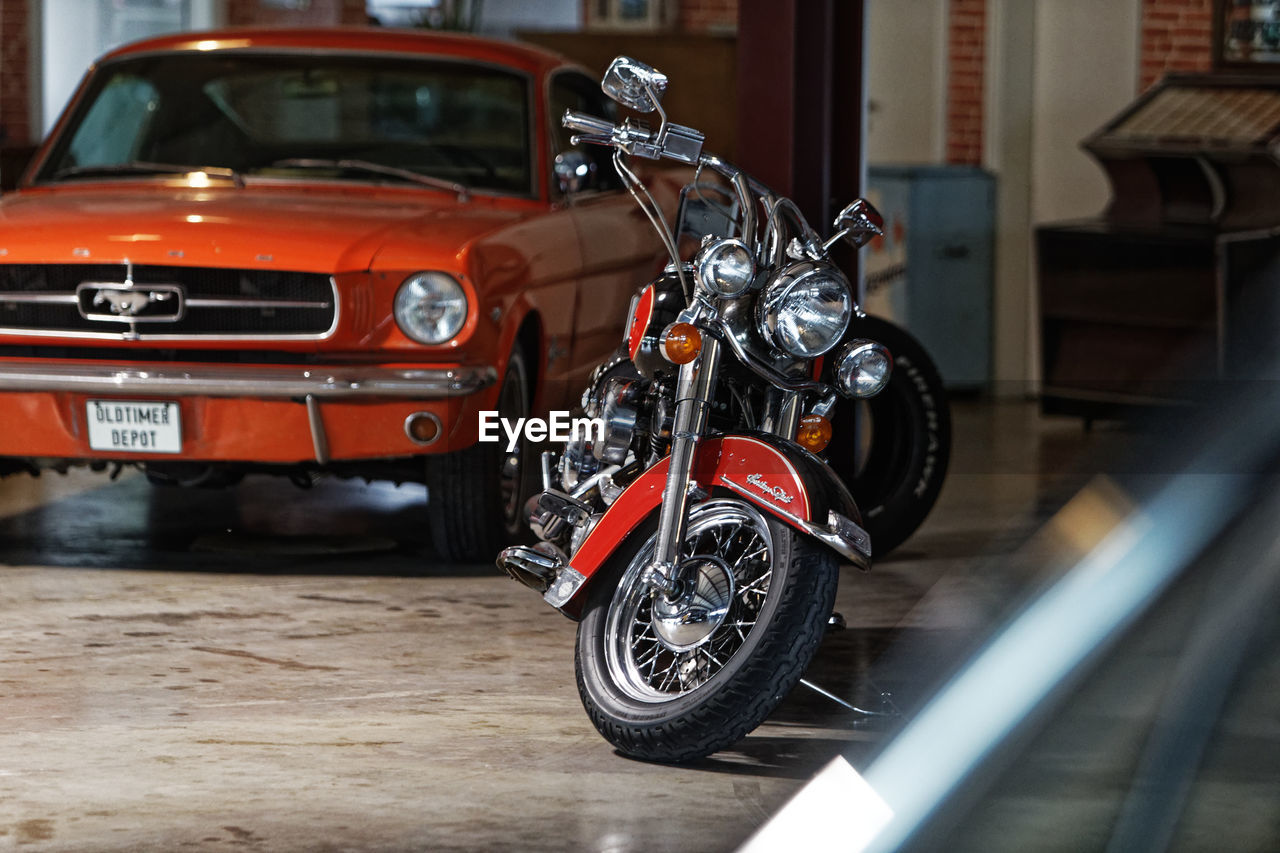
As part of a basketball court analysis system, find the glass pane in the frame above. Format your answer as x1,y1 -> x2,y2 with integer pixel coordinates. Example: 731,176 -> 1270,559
42,53 -> 533,196
618,0 -> 651,22
63,74 -> 159,166
99,0 -> 190,53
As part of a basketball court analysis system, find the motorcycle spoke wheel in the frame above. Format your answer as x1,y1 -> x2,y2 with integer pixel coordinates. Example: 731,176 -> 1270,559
607,503 -> 773,701
575,497 -> 839,763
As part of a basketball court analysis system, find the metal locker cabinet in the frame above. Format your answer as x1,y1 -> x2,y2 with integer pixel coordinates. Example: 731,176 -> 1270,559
866,164 -> 995,390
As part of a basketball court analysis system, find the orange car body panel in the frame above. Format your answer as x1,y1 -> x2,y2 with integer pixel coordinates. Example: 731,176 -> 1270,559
0,27 -> 670,469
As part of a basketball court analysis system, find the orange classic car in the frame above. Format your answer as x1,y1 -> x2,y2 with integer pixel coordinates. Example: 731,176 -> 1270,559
0,28 -> 669,560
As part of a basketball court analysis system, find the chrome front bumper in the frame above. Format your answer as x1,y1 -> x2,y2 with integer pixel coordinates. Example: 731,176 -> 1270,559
0,362 -> 498,399
798,510 -> 873,571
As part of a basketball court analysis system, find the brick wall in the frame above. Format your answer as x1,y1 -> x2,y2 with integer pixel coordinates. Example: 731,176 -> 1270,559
679,0 -> 736,33
1,0 -> 32,144
226,0 -> 367,27
1140,0 -> 1214,89
946,0 -> 985,166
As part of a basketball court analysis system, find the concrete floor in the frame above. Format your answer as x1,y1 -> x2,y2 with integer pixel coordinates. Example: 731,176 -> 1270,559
0,401 -> 1098,852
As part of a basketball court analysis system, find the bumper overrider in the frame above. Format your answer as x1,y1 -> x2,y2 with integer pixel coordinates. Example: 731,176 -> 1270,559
0,361 -> 497,464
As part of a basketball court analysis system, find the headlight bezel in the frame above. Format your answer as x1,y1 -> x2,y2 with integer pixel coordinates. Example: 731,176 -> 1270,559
393,271 -> 470,346
756,261 -> 854,359
694,237 -> 756,298
835,339 -> 893,398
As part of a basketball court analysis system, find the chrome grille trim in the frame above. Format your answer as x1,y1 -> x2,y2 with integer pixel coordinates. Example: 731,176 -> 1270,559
0,293 -> 79,304
184,297 -> 334,309
0,265 -> 340,341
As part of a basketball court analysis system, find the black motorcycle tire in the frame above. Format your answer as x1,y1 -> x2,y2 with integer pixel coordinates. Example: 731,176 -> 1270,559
830,315 -> 951,557
575,499 -> 837,763
426,347 -> 533,562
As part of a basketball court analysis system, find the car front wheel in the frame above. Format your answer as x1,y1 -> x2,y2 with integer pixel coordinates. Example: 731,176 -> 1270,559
426,347 -> 532,562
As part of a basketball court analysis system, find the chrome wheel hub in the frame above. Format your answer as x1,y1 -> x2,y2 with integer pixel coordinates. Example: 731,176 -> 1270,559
651,557 -> 735,651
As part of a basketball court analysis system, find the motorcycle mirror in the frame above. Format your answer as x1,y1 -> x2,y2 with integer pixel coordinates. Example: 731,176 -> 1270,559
602,56 -> 668,114
554,151 -> 595,195
832,199 -> 884,250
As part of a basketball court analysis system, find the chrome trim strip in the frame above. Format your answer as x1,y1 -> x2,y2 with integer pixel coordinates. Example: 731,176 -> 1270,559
184,297 -> 332,309
718,476 -> 871,570
0,362 -> 497,399
719,475 -> 811,527
0,293 -> 79,304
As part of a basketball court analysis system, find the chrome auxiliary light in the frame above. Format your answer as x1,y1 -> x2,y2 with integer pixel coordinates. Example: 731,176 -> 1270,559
834,339 -> 893,398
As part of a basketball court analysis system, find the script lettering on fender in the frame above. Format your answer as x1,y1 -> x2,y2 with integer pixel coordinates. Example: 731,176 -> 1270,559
745,472 -> 794,504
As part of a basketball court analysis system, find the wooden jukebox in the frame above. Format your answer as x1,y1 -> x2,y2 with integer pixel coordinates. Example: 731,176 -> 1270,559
1037,67 -> 1280,418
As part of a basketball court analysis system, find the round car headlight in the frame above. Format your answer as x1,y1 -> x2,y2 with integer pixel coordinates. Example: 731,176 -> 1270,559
394,272 -> 468,345
695,237 -> 755,298
835,340 -> 893,398
757,262 -> 853,358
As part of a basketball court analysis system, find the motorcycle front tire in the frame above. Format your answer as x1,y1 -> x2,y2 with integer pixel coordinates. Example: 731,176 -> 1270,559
575,498 -> 837,763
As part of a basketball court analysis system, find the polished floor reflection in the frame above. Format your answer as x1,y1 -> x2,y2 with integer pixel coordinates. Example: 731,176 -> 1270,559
0,401 -> 1103,852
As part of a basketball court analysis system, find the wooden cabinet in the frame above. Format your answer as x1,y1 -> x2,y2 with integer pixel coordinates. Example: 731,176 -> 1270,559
1038,74 -> 1280,418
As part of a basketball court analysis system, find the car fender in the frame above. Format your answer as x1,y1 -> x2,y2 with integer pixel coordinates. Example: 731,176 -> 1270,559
559,433 -> 870,616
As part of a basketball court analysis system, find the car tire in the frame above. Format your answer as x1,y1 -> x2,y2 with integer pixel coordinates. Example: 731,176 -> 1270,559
426,347 -> 534,562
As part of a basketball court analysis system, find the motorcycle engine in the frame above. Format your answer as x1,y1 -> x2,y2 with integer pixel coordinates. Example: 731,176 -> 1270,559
561,355 -> 646,490
559,432 -> 600,492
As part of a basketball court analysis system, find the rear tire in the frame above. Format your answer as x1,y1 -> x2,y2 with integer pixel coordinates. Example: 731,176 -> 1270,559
575,499 -> 837,763
830,316 -> 951,556
426,348 -> 533,562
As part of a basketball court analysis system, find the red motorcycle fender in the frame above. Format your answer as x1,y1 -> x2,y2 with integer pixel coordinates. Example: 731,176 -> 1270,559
556,434 -> 871,617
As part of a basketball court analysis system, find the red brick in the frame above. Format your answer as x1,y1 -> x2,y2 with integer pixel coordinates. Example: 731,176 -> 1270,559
946,0 -> 986,165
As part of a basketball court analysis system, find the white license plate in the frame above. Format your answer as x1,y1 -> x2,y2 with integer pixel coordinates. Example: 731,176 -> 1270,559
86,400 -> 182,454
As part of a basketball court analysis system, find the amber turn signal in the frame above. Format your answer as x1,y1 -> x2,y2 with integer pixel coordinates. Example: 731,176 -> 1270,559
661,322 -> 702,364
796,414 -> 833,453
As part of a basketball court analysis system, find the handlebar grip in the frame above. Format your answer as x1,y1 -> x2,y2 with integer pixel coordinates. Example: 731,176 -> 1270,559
562,109 -> 618,136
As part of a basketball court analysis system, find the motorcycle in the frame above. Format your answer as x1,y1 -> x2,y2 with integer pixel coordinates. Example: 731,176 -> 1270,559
497,56 -> 938,762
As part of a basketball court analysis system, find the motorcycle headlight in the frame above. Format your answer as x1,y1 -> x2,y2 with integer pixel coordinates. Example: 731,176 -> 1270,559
695,237 -> 755,298
394,272 -> 468,345
757,262 -> 853,358
835,339 -> 893,398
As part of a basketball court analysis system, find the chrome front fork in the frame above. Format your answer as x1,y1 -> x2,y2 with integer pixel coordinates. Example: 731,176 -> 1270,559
642,335 -> 722,596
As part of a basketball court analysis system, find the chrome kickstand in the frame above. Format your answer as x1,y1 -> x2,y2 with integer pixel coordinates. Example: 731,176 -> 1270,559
799,679 -> 899,718
803,612 -> 901,718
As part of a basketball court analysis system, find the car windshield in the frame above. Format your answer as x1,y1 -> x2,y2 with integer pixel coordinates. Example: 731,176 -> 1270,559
37,52 -> 533,196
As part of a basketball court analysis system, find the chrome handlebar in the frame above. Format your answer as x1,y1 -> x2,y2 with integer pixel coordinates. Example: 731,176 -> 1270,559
561,110 -> 843,397
563,109 -> 778,256
561,110 -> 618,137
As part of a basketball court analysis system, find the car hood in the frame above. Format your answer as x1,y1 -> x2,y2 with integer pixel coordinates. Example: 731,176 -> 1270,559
0,184 -> 533,272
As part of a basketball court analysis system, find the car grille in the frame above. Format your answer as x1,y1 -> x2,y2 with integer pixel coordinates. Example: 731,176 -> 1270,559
0,263 -> 337,339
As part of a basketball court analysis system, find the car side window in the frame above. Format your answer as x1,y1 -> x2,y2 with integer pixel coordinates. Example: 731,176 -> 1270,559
549,71 -> 621,194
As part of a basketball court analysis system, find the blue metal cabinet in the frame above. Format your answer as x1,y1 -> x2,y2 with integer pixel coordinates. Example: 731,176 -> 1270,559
866,165 -> 995,390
